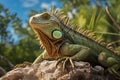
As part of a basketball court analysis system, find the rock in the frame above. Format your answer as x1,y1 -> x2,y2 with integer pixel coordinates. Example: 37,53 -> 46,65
0,60 -> 118,80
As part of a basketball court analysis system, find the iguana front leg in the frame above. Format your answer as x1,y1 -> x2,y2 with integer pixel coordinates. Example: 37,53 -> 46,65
56,42 -> 91,69
33,42 -> 91,69
32,50 -> 54,64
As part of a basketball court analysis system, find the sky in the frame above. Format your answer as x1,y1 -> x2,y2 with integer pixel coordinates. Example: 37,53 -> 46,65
0,0 -> 63,43
0,0 -> 107,23
0,0 -> 63,23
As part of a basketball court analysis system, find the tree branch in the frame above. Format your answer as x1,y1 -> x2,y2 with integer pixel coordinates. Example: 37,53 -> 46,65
0,54 -> 14,69
105,6 -> 120,30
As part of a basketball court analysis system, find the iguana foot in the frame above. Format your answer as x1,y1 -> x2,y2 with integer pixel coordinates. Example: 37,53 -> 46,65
14,61 -> 32,69
108,64 -> 120,79
56,57 -> 74,70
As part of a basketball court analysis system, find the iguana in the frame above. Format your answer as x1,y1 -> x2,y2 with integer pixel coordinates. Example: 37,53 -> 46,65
29,9 -> 120,78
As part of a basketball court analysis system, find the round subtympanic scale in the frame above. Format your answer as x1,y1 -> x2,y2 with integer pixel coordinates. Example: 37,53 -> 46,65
53,30 -> 62,39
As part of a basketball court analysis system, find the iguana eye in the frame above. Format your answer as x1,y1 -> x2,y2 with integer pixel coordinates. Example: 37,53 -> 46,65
52,30 -> 62,39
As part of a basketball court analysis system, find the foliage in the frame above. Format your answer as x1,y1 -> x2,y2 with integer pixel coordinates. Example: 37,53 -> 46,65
60,0 -> 120,49
0,4 -> 41,72
0,4 -> 17,71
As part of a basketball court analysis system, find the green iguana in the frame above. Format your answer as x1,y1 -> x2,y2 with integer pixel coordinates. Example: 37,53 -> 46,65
29,9 -> 120,78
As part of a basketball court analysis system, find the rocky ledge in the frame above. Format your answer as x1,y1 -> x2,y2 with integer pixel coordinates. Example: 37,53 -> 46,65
0,60 -> 118,80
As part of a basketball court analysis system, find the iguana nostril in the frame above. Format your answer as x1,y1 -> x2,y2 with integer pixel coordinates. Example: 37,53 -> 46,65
33,16 -> 36,19
31,14 -> 41,20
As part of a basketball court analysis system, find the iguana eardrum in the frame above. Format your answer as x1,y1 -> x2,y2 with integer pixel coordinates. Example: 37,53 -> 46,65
29,9 -> 120,78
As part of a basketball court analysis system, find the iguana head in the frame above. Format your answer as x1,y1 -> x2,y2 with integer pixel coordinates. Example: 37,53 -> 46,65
29,12 -> 64,56
29,12 -> 63,40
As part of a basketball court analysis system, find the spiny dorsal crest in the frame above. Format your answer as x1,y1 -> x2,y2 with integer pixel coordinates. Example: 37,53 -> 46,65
50,8 -> 118,53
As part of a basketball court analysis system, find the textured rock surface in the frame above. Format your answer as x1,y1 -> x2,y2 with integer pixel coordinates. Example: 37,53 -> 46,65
0,60 -> 118,80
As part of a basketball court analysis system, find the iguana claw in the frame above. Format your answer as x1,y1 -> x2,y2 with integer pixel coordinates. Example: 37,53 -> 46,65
108,64 -> 120,79
56,57 -> 74,70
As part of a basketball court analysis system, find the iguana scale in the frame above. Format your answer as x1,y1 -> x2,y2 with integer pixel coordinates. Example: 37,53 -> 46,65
29,9 -> 120,78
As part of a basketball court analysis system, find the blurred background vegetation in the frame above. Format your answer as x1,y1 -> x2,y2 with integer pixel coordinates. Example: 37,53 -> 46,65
0,0 -> 120,76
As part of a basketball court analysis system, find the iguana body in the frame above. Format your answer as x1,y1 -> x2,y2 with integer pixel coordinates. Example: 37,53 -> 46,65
29,9 -> 120,78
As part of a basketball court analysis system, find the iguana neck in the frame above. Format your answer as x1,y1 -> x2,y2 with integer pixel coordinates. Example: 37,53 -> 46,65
36,29 -> 64,58
60,24 -> 116,56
